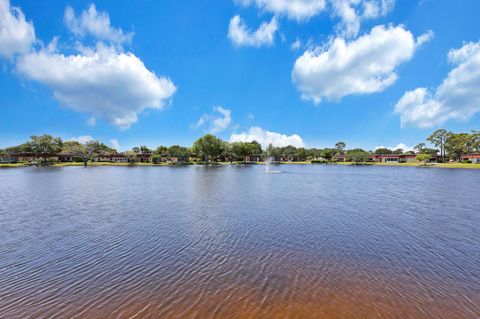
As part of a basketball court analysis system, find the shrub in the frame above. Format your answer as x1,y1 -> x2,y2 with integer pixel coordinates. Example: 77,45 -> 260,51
461,160 -> 472,164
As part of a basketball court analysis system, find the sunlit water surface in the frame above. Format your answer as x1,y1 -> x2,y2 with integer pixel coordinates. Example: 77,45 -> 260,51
0,165 -> 479,318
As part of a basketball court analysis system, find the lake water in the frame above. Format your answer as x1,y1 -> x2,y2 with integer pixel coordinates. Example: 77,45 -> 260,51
0,165 -> 479,318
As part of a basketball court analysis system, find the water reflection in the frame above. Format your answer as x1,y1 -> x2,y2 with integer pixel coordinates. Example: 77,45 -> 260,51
0,165 -> 479,318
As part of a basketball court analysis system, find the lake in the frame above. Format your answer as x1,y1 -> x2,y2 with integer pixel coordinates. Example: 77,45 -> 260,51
0,165 -> 479,318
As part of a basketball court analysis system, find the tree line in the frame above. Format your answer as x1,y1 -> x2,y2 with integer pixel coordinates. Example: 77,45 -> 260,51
1,129 -> 479,165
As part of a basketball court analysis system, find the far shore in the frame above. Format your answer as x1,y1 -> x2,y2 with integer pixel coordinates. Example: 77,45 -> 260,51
1,161 -> 480,170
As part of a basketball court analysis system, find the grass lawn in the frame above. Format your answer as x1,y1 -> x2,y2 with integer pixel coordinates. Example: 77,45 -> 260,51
3,161 -> 480,169
336,161 -> 480,169
0,163 -> 27,168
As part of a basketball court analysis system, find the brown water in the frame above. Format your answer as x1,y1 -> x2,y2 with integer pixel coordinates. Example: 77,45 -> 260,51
0,165 -> 479,318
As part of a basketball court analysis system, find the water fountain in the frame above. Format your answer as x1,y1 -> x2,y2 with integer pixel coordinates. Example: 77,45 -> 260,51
263,155 -> 280,173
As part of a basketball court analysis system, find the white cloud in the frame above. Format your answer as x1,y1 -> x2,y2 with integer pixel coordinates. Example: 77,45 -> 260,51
109,139 -> 121,151
291,38 -> 301,50
292,25 -> 430,103
395,41 -> 480,128
228,15 -> 278,47
230,126 -> 305,148
374,143 -> 413,152
16,43 -> 176,130
331,0 -> 395,37
69,135 -> 93,144
194,106 -> 233,133
0,0 -> 35,58
237,0 -> 326,21
64,4 -> 133,44
86,116 -> 96,127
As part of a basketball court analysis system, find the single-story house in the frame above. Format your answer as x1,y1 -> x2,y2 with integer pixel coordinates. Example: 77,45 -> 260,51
461,153 -> 480,163
245,155 -> 262,163
0,155 -> 18,163
136,153 -> 152,163
14,153 -> 59,162
96,153 -> 128,162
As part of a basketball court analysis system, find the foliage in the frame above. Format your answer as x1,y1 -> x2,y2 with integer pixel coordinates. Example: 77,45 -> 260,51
151,154 -> 161,164
445,133 -> 473,161
416,154 -> 432,165
427,129 -> 448,162
29,135 -> 63,163
346,148 -> 369,163
335,142 -> 346,155
167,145 -> 190,161
155,146 -> 168,155
414,143 -> 426,153
192,134 -> 224,162
124,151 -> 138,165
374,148 -> 393,154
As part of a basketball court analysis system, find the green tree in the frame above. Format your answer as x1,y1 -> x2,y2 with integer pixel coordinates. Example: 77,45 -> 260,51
140,145 -> 152,154
297,147 -> 307,161
29,135 -> 63,164
471,130 -> 480,151
321,148 -> 336,161
151,154 -> 161,164
414,143 -> 426,153
416,154 -> 432,165
124,150 -> 138,165
393,148 -> 404,154
222,142 -> 234,162
155,146 -> 168,156
374,148 -> 393,155
231,142 -> 249,162
427,129 -> 449,163
422,148 -> 439,156
346,148 -> 369,164
167,145 -> 190,162
335,142 -> 346,154
81,141 -> 115,166
445,133 -> 471,161
192,134 -> 224,163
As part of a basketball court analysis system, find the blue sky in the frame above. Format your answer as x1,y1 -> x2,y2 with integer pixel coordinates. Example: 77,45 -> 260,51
1,0 -> 479,151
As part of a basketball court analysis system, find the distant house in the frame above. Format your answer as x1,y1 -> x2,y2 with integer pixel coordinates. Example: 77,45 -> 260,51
245,155 -> 262,163
0,154 -> 18,163
14,153 -> 59,162
371,154 -> 420,163
136,153 -> 152,163
96,153 -> 128,162
336,153 -> 440,163
461,153 -> 480,163
58,153 -> 83,162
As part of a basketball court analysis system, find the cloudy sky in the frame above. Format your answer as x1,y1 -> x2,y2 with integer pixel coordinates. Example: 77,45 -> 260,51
1,0 -> 479,151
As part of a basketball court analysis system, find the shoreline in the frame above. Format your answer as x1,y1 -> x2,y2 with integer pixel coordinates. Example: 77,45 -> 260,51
1,161 -> 480,169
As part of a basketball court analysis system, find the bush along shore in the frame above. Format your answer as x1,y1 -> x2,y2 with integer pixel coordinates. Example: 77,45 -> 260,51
1,129 -> 480,169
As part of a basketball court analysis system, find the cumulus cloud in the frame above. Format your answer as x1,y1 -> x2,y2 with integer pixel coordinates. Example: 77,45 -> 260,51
228,15 -> 278,47
109,139 -> 121,151
395,41 -> 480,128
331,0 -> 395,37
0,0 -> 35,58
236,0 -> 326,21
64,4 -> 133,44
194,106 -> 233,133
230,126 -> 305,148
69,135 -> 93,144
17,43 -> 176,129
292,25 -> 430,103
